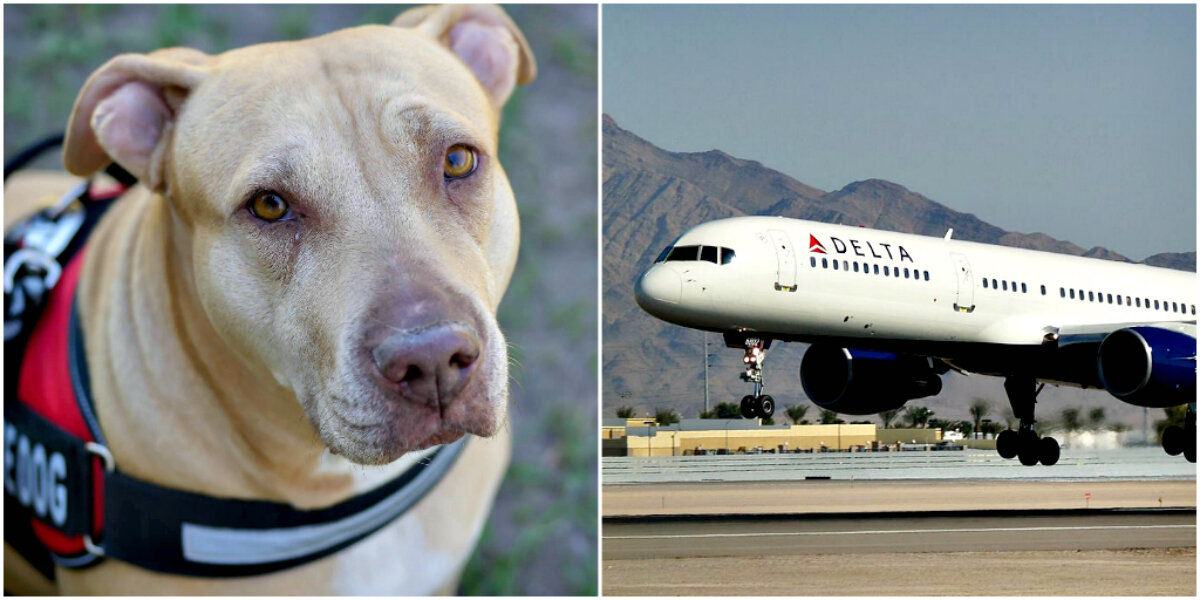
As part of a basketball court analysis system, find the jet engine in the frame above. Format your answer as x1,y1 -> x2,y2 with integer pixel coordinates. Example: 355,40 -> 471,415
1097,326 -> 1196,408
799,345 -> 942,415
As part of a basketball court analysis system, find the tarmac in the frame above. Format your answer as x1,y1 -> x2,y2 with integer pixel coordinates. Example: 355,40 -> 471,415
603,447 -> 1197,484
601,447 -> 1196,595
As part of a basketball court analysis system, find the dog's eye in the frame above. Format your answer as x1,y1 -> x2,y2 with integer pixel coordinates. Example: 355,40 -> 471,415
444,145 -> 477,180
249,192 -> 290,222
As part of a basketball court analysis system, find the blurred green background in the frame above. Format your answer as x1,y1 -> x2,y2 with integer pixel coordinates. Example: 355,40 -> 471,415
3,4 -> 598,595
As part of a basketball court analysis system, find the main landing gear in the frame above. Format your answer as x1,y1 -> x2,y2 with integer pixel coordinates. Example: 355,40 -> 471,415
738,341 -> 775,420
1160,404 -> 1196,463
995,376 -> 1060,466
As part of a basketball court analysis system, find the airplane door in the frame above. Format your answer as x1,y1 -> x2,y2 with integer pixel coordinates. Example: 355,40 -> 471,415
950,253 -> 975,313
769,229 -> 797,292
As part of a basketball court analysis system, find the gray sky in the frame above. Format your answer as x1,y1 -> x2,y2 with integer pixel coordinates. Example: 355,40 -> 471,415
603,4 -> 1196,260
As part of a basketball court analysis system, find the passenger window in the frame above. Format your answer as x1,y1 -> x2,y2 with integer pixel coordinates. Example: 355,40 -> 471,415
1117,296 -> 1123,306
883,266 -> 890,276
1153,300 -> 1159,310
1040,285 -> 1046,295
983,279 -> 989,289
1011,281 -> 1017,292
904,268 -> 910,278
924,271 -> 930,281
894,267 -> 900,278
810,257 -> 817,268
833,260 -> 839,271
1069,289 -> 1075,299
1107,294 -> 1112,304
1192,305 -> 1196,315
1172,302 -> 1178,312
822,258 -> 828,269
1021,283 -> 1027,293
1002,281 -> 1008,291
844,261 -> 849,271
1079,290 -> 1085,302
1135,298 -> 1141,307
700,246 -> 718,264
1059,287 -> 1065,298
1087,291 -> 1093,302
873,265 -> 880,275
853,262 -> 860,273
721,248 -> 736,265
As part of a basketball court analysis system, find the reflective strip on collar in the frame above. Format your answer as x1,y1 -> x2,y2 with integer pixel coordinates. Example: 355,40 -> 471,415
180,442 -> 460,565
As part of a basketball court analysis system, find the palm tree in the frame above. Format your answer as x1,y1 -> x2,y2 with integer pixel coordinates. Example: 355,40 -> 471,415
714,402 -> 741,419
879,409 -> 901,429
785,404 -> 809,425
969,399 -> 990,439
1061,407 -> 1082,441
904,406 -> 933,428
615,406 -> 635,418
819,409 -> 842,424
1088,407 -> 1106,430
654,408 -> 680,426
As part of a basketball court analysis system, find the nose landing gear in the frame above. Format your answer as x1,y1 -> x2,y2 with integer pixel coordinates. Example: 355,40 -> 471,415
738,341 -> 774,420
996,376 -> 1060,466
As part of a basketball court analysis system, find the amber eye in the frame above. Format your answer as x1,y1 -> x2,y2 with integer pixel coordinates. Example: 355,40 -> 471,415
444,144 -> 477,179
249,192 -> 289,221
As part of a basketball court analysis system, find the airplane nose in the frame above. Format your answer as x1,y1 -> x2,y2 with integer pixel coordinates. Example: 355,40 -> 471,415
635,265 -> 682,308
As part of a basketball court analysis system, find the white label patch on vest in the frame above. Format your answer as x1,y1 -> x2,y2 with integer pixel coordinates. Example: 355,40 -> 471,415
5,419 -> 69,526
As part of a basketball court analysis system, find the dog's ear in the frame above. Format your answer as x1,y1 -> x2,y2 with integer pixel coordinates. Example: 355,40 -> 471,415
63,48 -> 210,191
392,4 -> 537,109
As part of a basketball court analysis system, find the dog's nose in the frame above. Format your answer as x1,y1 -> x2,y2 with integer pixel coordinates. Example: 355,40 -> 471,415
372,324 -> 481,408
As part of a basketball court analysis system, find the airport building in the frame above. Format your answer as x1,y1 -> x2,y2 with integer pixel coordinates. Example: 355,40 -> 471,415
602,418 -> 945,457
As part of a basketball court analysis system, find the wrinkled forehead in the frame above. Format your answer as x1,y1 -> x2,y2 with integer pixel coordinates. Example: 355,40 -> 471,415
173,25 -> 496,185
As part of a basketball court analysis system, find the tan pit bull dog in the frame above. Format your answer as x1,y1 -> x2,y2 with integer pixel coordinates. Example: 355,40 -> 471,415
4,4 -> 534,594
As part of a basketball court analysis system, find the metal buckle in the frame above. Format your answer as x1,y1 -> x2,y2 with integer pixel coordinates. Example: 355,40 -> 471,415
4,248 -> 62,295
83,442 -> 115,557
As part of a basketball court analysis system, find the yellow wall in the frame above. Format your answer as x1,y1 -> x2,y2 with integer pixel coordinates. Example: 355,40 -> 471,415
624,424 -> 878,457
876,428 -> 942,445
601,426 -> 626,440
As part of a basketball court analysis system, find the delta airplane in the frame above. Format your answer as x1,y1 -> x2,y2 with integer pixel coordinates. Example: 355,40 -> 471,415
634,216 -> 1196,466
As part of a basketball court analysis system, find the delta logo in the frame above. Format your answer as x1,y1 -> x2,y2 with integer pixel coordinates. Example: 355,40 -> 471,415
808,233 -> 914,263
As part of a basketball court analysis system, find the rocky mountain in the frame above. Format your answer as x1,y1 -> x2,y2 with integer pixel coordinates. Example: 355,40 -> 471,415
602,114 -> 1195,429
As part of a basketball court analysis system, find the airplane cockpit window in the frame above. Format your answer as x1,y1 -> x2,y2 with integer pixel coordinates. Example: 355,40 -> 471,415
657,244 -> 736,265
655,245 -> 673,263
664,245 -> 699,262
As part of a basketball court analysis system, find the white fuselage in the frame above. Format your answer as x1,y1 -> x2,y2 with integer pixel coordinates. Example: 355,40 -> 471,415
635,216 -> 1196,351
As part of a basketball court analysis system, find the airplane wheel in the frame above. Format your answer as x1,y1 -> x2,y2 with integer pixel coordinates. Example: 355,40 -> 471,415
996,429 -> 1018,459
1038,436 -> 1060,466
1017,430 -> 1040,466
740,396 -> 756,419
1162,425 -> 1184,456
1185,421 -> 1195,463
758,395 -> 775,419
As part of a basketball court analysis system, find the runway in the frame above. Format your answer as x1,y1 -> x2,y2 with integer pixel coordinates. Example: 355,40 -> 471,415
603,510 -> 1196,559
602,510 -> 1197,595
604,447 -> 1196,484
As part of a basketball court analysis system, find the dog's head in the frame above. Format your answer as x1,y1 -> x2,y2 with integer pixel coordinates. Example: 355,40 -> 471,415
62,5 -> 536,464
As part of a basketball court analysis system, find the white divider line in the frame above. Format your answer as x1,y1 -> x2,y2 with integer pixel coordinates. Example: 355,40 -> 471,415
604,524 -> 1195,540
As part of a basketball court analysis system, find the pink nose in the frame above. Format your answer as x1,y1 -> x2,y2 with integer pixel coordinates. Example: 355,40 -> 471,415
371,324 -> 481,408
